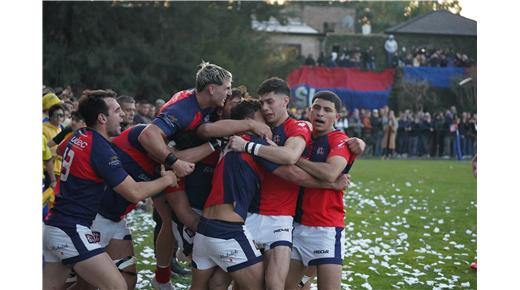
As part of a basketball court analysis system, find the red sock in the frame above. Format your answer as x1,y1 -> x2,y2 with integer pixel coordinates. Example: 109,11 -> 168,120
155,265 -> 171,283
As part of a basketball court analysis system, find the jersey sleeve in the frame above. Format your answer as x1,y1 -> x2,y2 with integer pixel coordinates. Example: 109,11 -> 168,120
328,132 -> 356,173
91,141 -> 129,188
151,111 -> 181,139
286,120 -> 312,144
250,136 -> 280,172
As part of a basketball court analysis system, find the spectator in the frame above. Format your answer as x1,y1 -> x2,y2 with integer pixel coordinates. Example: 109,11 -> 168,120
361,110 -> 373,156
133,99 -> 152,124
337,50 -> 351,67
42,104 -> 65,184
396,110 -> 411,158
442,109 -> 454,158
317,52 -> 325,67
117,95 -> 136,131
348,108 -> 362,138
432,112 -> 446,157
382,110 -> 398,159
42,92 -> 62,123
155,98 -> 166,112
325,51 -> 338,67
304,53 -> 316,66
335,108 -> 349,133
461,112 -> 476,158
384,34 -> 398,68
148,104 -> 157,119
364,46 -> 376,70
370,109 -> 383,157
419,112 -> 434,157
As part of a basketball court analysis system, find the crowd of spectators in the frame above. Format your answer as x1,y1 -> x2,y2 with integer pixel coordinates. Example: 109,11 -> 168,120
290,105 -> 476,160
302,36 -> 474,70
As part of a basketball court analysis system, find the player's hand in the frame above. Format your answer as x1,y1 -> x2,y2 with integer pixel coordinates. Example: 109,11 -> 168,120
171,159 -> 195,177
346,137 -> 366,155
265,138 -> 278,147
332,174 -> 350,191
249,120 -> 273,140
228,135 -> 248,152
160,165 -> 178,186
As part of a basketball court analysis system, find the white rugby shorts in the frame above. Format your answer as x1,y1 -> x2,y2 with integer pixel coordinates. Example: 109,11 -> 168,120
192,217 -> 262,272
245,213 -> 293,250
290,222 -> 345,266
90,213 -> 132,247
43,224 -> 104,265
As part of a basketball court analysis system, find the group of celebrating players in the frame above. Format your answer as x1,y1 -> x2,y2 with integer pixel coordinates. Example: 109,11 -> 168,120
42,62 -> 366,290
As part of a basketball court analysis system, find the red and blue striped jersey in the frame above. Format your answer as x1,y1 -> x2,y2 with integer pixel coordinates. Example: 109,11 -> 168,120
97,125 -> 156,222
204,135 -> 279,220
45,128 -> 129,227
295,130 -> 356,227
251,117 -> 311,216
152,89 -> 213,142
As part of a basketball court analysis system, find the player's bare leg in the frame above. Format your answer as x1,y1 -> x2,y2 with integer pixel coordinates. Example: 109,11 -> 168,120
284,259 -> 306,290
43,261 -> 69,290
68,239 -> 136,290
208,267 -> 232,290
190,267 -> 216,290
72,252 -> 127,290
165,190 -> 200,232
105,239 -> 137,289
264,246 -> 291,290
229,261 -> 264,290
316,264 -> 342,290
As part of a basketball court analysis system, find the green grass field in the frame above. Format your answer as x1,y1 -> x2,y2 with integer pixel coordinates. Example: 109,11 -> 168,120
127,159 -> 477,289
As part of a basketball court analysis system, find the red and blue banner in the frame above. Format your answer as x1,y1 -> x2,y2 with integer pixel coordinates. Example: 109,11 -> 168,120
287,67 -> 395,110
403,67 -> 465,88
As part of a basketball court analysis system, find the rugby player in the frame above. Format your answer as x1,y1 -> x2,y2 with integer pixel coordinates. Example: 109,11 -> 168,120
136,62 -> 272,289
42,90 -> 177,290
286,91 -> 357,289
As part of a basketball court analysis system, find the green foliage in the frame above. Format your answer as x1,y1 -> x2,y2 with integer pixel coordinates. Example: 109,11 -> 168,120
43,1 -> 286,99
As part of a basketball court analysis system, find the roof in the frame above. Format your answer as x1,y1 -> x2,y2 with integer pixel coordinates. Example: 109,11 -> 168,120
385,10 -> 476,36
252,17 -> 320,35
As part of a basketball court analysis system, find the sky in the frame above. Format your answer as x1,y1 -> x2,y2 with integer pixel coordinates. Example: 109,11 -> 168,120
458,0 -> 479,20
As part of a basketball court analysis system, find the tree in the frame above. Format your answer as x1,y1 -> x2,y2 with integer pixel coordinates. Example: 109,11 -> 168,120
43,1 -> 287,99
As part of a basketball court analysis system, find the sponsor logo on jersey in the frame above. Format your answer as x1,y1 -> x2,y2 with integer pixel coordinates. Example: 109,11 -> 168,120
273,228 -> 290,234
85,232 -> 101,244
317,147 -> 325,155
273,135 -> 281,144
70,136 -> 88,149
314,249 -> 329,254
108,156 -> 121,167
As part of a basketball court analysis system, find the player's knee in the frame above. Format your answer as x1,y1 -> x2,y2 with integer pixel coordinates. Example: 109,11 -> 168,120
113,256 -> 137,289
208,275 -> 231,290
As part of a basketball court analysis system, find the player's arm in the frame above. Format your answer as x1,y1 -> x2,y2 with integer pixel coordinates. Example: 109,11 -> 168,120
197,119 -> 273,140
296,156 -> 348,183
170,140 -> 220,163
346,137 -> 366,155
138,124 -> 194,176
113,166 -> 178,204
138,124 -> 172,164
229,135 -> 306,165
273,165 -> 348,191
